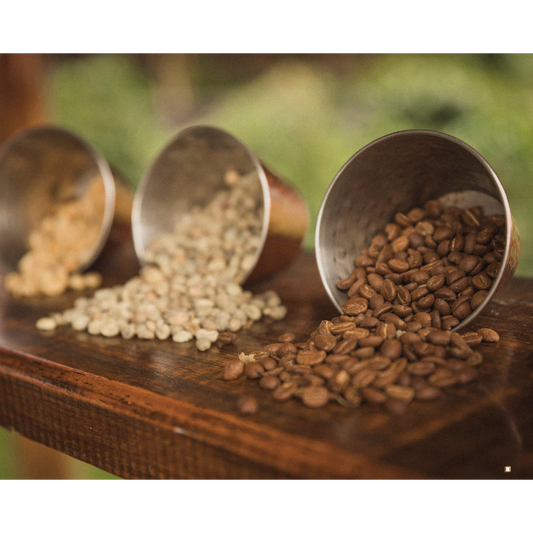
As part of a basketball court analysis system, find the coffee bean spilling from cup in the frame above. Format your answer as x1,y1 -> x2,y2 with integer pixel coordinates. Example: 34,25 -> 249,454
228,199 -> 503,413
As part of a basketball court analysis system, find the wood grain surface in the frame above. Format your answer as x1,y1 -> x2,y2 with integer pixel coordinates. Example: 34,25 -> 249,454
1,226 -> 532,479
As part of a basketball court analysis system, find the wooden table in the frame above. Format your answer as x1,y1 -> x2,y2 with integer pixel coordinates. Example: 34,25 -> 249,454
1,228 -> 532,480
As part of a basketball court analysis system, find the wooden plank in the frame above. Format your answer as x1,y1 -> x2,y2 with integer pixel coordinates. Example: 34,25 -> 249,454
1,229 -> 532,479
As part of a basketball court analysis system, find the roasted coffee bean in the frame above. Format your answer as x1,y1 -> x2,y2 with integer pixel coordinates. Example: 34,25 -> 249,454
301,386 -> 330,408
347,277 -> 367,297
272,381 -> 299,401
352,368 -> 378,388
411,286 -> 430,301
237,395 -> 259,415
244,362 -> 265,380
447,251 -> 464,265
375,261 -> 393,276
296,350 -> 326,366
303,374 -> 326,387
406,248 -> 423,269
328,369 -> 351,392
341,386 -> 363,407
343,327 -> 370,341
223,360 -> 244,381
452,300 -> 471,320
408,361 -> 436,376
373,301 -> 394,318
449,275 -> 472,294
459,255 -> 480,274
342,297 -> 369,316
373,370 -> 400,388
429,368 -> 458,387
476,224 -> 498,244
426,329 -> 452,346
264,343 -> 283,354
434,286 -> 457,301
332,338 -> 358,354
358,335 -> 384,348
361,387 -> 388,404
314,333 -> 337,352
367,272 -> 385,291
368,294 -> 385,311
417,294 -> 435,309
337,270 -> 360,290
314,364 -> 337,380
259,357 -> 278,371
430,310 -> 441,329
472,272 -> 492,290
486,261 -> 501,278
342,358 -> 370,374
325,354 -> 351,365
380,313 -> 407,329
330,321 -> 356,335
461,331 -> 483,348
259,375 -> 281,390
353,346 -> 376,359
388,258 -> 410,273
441,315 -> 460,330
380,338 -> 403,359
399,331 -> 421,344
464,351 -> 483,366
379,279 -> 398,301
426,274 -> 445,291
359,283 -> 377,299
278,332 -> 296,343
391,304 -> 412,318
478,327 -> 500,342
433,298 -> 451,316
413,312 -> 432,328
277,342 -> 298,357
415,386 -> 442,401
367,356 -> 392,371
375,322 -> 395,340
218,331 -> 237,344
433,225 -> 455,242
385,384 -> 415,403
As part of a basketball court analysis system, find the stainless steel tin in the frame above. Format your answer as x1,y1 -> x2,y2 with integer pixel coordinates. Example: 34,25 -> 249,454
132,125 -> 309,283
0,126 -> 116,273
315,129 -> 520,330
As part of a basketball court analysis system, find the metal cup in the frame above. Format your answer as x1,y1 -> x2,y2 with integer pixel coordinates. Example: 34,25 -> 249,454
132,124 -> 309,283
315,129 -> 521,330
0,125 -> 116,273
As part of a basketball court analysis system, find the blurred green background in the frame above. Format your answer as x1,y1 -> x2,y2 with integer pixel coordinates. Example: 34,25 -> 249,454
1,53 -> 532,479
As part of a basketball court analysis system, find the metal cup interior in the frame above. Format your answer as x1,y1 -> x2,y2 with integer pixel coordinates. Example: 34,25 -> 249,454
0,126 -> 116,273
315,129 -> 519,331
132,124 -> 308,283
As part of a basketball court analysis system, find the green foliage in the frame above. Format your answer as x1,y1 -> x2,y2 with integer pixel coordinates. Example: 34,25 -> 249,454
46,54 -> 170,186
0,427 -> 17,479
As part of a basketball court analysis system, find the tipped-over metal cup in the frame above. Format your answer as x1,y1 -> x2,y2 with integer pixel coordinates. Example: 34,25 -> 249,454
0,126 -> 116,274
132,125 -> 309,283
316,129 -> 521,331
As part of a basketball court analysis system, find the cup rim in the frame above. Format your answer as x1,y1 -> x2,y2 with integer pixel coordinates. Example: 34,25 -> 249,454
315,128 -> 514,330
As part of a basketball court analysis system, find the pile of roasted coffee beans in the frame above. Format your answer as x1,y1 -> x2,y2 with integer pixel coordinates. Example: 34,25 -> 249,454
225,199 -> 503,414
